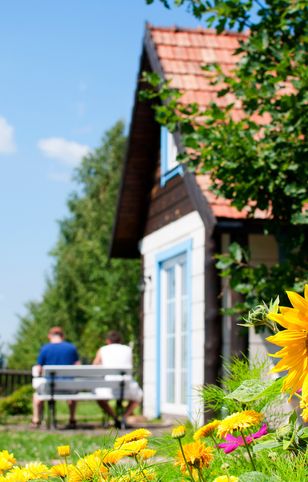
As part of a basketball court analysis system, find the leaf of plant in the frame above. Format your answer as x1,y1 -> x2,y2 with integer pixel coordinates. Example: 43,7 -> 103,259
239,472 -> 281,482
225,378 -> 274,403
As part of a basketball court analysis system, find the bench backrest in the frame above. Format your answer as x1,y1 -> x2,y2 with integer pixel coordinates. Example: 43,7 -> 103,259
34,365 -> 134,396
41,365 -> 132,378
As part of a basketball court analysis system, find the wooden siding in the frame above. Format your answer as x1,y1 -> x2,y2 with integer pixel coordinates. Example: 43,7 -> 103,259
111,51 -> 160,258
144,163 -> 194,236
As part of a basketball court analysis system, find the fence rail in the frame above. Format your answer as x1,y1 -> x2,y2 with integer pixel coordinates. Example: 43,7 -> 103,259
0,369 -> 32,396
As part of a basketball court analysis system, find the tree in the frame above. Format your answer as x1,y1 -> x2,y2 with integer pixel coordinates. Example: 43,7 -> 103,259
144,0 -> 308,311
9,122 -> 141,368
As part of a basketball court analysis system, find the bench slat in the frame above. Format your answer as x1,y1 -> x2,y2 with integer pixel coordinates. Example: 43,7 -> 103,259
41,379 -> 129,392
41,365 -> 132,377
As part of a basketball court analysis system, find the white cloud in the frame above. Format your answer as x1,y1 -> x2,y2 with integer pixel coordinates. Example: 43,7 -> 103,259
38,137 -> 90,166
0,116 -> 16,154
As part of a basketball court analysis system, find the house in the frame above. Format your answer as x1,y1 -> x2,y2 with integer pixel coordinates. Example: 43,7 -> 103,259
110,25 -> 278,423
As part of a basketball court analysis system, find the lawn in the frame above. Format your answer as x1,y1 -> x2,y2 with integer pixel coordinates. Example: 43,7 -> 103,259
0,430 -> 115,464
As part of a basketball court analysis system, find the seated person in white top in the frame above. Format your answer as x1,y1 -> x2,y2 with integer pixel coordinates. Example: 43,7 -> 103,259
92,330 -> 142,429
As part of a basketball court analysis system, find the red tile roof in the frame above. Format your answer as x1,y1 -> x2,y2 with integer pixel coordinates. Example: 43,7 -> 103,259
147,25 -> 269,220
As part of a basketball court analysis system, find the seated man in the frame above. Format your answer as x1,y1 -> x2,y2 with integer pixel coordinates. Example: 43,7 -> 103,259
92,330 -> 142,429
32,326 -> 80,428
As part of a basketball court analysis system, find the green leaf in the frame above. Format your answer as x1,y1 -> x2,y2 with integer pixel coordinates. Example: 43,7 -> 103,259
225,379 -> 274,403
229,242 -> 244,263
239,472 -> 281,482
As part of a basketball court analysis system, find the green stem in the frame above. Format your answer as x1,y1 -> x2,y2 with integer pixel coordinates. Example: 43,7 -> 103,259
197,467 -> 206,482
178,439 -> 195,482
134,455 -> 149,481
240,430 -> 256,471
210,433 -> 218,447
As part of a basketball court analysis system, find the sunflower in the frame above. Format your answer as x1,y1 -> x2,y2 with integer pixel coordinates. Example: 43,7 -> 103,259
217,410 -> 263,439
193,420 -> 220,440
175,440 -> 213,473
266,285 -> 308,399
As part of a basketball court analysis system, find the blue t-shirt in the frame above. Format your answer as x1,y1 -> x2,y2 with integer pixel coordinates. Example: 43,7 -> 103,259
37,341 -> 79,366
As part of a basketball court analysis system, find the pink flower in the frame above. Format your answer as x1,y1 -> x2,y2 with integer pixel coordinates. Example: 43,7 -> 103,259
218,424 -> 267,454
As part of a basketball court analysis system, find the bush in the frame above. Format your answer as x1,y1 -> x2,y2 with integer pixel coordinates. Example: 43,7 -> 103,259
0,385 -> 33,416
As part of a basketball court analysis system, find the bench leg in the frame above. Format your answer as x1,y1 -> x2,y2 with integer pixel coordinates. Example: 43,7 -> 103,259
47,400 -> 57,429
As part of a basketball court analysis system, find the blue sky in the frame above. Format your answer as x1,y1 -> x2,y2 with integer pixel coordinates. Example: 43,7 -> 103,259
0,1 -> 202,351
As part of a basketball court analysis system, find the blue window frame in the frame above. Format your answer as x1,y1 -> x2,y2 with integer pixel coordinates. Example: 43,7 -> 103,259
155,239 -> 192,418
160,127 -> 183,187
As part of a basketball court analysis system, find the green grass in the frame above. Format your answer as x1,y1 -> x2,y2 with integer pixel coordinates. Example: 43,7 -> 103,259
0,430 -> 116,464
2,400 -> 113,426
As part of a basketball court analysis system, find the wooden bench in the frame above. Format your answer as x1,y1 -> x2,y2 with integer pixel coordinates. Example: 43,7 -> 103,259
32,365 -> 133,428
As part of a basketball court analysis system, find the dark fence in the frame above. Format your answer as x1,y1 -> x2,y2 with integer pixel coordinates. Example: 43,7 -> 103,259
0,369 -> 32,397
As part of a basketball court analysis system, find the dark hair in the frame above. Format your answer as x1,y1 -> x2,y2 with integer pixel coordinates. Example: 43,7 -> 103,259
48,326 -> 64,338
106,330 -> 122,344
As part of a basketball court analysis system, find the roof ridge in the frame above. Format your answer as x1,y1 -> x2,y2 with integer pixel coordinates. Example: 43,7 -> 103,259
146,22 -> 247,38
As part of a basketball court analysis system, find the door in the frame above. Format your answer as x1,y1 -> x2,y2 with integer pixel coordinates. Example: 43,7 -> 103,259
160,253 -> 189,414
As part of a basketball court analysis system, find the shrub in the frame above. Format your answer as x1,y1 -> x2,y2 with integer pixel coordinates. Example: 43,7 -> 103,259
0,385 -> 33,415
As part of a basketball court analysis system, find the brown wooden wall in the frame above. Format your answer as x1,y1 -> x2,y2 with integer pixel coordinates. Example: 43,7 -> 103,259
144,162 -> 195,236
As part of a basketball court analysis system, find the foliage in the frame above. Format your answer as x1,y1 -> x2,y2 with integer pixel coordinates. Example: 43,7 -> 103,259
142,0 -> 308,315
2,288 -> 308,481
8,122 -> 141,368
199,356 -> 286,417
1,398 -> 308,481
0,385 -> 33,416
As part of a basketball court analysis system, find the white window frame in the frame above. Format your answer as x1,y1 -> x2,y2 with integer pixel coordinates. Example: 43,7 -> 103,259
160,127 -> 183,187
155,240 -> 192,418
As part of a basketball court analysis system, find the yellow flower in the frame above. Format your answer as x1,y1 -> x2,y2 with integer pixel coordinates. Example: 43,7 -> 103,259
266,285 -> 308,399
100,448 -> 127,465
50,463 -> 74,478
175,440 -> 213,473
0,451 -> 16,465
138,448 -> 157,460
0,450 -> 16,474
57,445 -> 71,457
120,438 -> 148,456
5,467 -> 29,482
114,428 -> 152,448
300,397 -> 308,422
213,477 -> 239,482
0,457 -> 14,474
67,454 -> 108,481
193,420 -> 220,440
24,462 -> 49,480
217,410 -> 263,438
171,425 -> 186,439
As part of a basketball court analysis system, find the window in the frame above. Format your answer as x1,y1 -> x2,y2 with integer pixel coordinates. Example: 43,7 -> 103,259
160,127 -> 183,186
